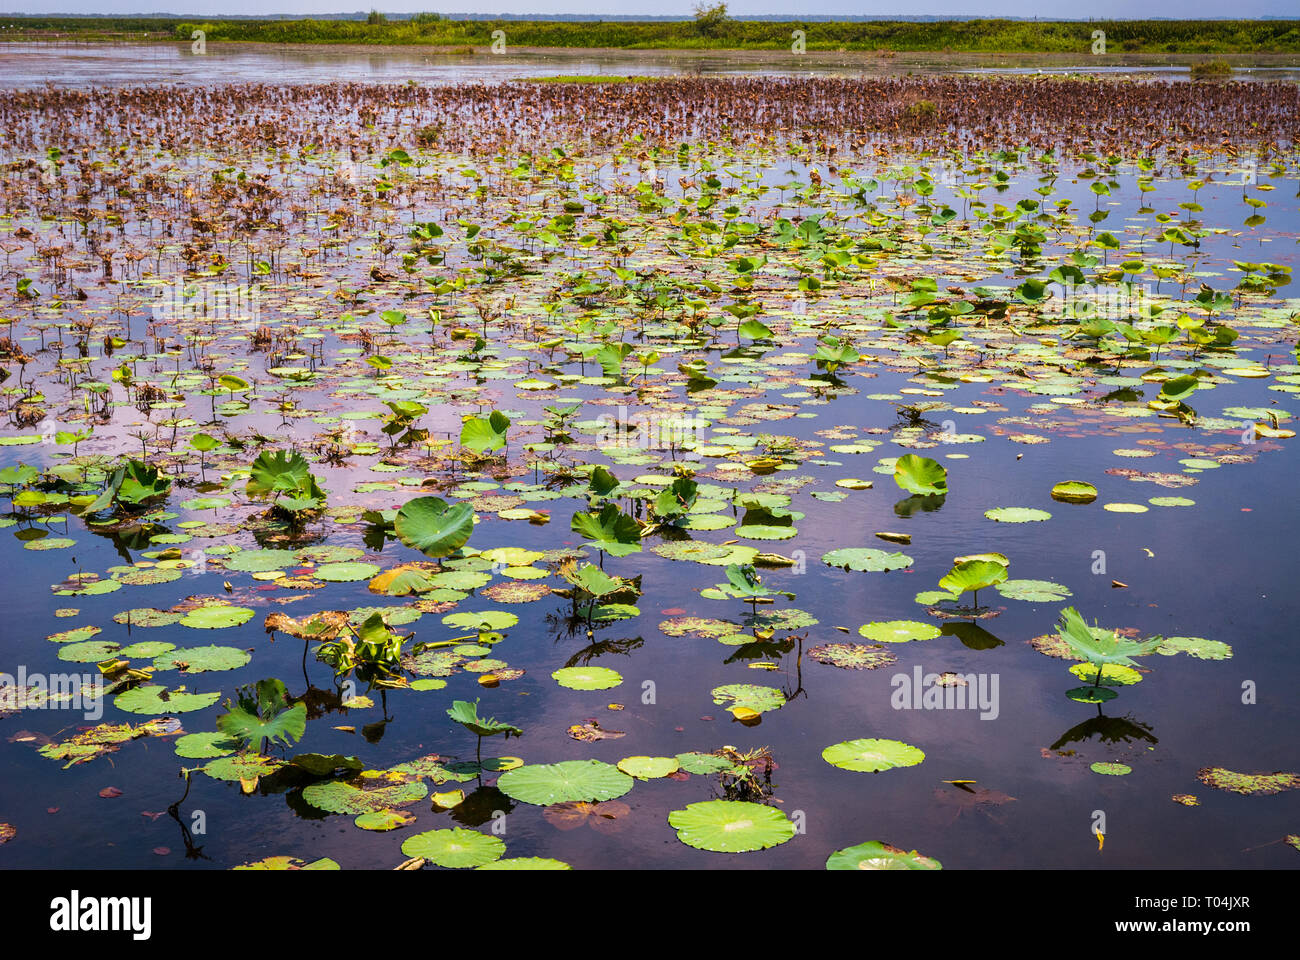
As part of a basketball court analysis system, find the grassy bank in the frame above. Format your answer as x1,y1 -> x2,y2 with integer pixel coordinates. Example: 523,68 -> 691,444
5,16 -> 1300,54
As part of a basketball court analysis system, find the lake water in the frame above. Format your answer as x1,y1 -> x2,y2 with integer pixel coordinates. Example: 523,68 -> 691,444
0,63 -> 1296,871
4,41 -> 1300,89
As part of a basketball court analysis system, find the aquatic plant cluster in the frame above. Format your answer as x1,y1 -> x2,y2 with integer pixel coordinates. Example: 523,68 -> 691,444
0,76 -> 1296,869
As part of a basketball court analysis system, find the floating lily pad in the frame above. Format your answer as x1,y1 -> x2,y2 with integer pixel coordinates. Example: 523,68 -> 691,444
552,666 -> 623,691
1091,762 -> 1133,776
617,756 -> 680,779
667,800 -> 795,853
1069,662 -> 1143,686
180,605 -> 256,629
477,857 -> 572,870
675,752 -> 738,775
808,643 -> 896,670
57,639 -> 122,662
153,645 -> 251,673
175,731 -> 239,759
224,549 -> 299,573
858,620 -> 941,644
314,562 -> 381,582
1156,636 -> 1232,661
496,760 -> 633,806
1103,502 -> 1149,514
826,841 -> 942,870
202,754 -> 286,782
995,579 -> 1073,602
114,685 -> 220,714
710,683 -> 785,716
354,809 -> 417,831
820,548 -> 913,572
302,778 -> 429,814
1195,768 -> 1300,796
117,641 -> 176,659
984,507 -> 1051,523
113,608 -> 184,628
822,738 -> 925,773
1050,481 -> 1098,503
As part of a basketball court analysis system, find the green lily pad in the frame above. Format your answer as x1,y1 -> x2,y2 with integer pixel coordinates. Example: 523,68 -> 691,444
616,756 -> 680,779
675,752 -> 738,775
1068,662 -> 1143,686
995,579 -> 1073,602
1195,768 -> 1300,796
826,841 -> 942,870
667,800 -> 796,853
551,666 -> 622,691
893,454 -> 948,497
808,642 -> 897,670
354,809 -> 418,832
46,625 -> 102,644
314,562 -> 381,582
820,548 -> 913,572
180,605 -> 256,629
1050,481 -> 1098,503
477,857 -> 572,870
175,731 -> 239,759
984,507 -> 1051,523
302,778 -> 429,814
822,738 -> 925,773
202,754 -> 286,781
113,608 -> 184,627
496,760 -> 633,806
442,610 -> 519,631
57,639 -> 122,662
710,683 -> 786,715
153,645 -> 251,673
117,641 -> 176,659
857,620 -> 941,643
1091,762 -> 1133,776
401,828 -> 505,867
114,685 -> 220,714
1156,636 -> 1232,661
224,549 -> 299,573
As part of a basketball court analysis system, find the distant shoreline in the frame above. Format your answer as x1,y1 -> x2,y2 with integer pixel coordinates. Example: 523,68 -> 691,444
3,16 -> 1300,55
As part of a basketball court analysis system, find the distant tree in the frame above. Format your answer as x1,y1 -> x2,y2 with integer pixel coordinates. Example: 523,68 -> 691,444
411,12 -> 443,24
366,10 -> 388,25
693,3 -> 730,38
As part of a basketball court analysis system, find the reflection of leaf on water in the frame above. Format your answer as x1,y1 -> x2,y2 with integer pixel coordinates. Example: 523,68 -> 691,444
290,685 -> 345,721
894,493 -> 946,518
1099,387 -> 1143,404
941,622 -> 1004,650
722,638 -> 795,664
1050,712 -> 1157,751
561,636 -> 644,668
933,782 -> 1017,825
543,800 -> 631,834
450,786 -> 516,828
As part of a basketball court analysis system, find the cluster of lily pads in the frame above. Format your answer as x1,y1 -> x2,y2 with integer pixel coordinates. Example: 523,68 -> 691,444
0,76 -> 1296,868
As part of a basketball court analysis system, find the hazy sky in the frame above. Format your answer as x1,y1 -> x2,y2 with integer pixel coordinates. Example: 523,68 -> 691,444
15,2 -> 1300,18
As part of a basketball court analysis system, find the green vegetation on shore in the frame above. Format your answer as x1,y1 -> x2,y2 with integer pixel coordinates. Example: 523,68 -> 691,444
5,14 -> 1300,54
